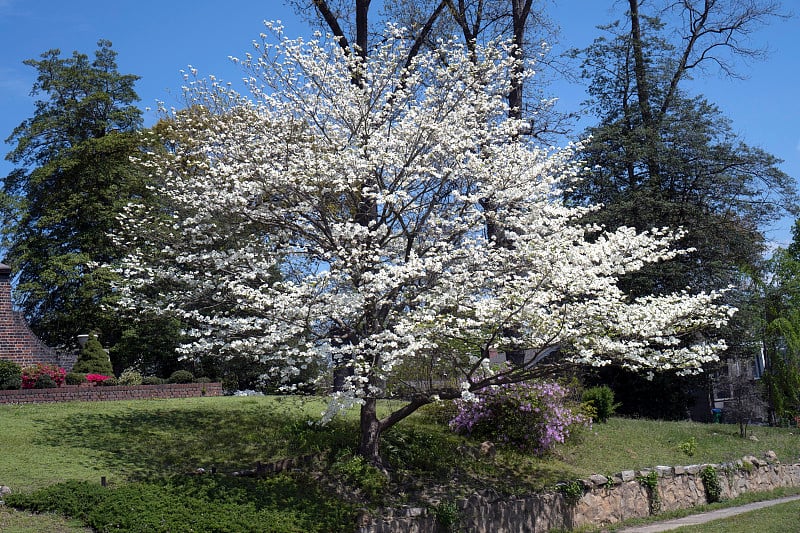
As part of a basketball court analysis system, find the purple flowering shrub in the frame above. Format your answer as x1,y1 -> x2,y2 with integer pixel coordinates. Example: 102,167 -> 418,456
450,380 -> 588,455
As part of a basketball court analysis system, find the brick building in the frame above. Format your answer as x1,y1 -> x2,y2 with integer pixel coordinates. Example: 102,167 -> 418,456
0,262 -> 75,371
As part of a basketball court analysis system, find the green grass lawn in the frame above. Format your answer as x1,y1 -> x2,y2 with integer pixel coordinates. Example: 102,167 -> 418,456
1,396 -> 799,531
671,499 -> 800,532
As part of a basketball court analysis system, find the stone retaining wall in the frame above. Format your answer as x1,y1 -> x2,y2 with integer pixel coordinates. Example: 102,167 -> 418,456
358,453 -> 800,532
0,382 -> 222,404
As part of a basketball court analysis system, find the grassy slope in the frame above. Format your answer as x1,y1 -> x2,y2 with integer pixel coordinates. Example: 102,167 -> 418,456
1,397 -> 799,531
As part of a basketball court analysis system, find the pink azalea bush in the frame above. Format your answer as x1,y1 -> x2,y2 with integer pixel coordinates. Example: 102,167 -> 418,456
85,373 -> 111,383
450,380 -> 588,455
21,363 -> 66,389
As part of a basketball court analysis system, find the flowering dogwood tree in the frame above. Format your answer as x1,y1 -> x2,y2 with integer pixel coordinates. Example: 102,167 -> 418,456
114,25 -> 733,466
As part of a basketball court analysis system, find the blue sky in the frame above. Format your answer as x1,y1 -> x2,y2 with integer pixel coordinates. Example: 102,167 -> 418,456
1,1 -> 798,246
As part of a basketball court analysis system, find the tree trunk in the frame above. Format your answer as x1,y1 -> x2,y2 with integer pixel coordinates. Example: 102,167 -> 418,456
358,398 -> 384,468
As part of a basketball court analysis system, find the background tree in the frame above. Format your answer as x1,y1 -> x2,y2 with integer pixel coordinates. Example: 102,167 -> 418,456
114,29 -> 732,468
566,1 -> 796,417
290,0 -> 570,142
1,40 -> 147,351
760,221 -> 800,425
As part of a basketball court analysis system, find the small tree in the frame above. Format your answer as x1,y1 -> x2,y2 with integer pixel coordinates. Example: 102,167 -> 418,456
72,335 -> 114,376
718,358 -> 767,438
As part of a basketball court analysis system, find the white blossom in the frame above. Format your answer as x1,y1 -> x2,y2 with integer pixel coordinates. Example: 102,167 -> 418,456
112,25 -> 733,423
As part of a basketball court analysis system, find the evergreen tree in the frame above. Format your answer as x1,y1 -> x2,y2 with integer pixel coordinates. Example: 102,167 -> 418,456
568,2 -> 796,418
72,334 -> 114,376
1,40 -> 146,349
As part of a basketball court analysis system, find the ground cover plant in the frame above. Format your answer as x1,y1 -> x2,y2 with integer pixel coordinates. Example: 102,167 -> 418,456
2,396 -> 800,531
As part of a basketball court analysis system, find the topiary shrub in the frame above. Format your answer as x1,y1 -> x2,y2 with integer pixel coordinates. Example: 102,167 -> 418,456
0,360 -> 22,390
72,335 -> 114,376
65,372 -> 87,385
582,385 -> 619,423
194,376 -> 212,384
450,380 -> 588,455
118,368 -> 143,386
167,370 -> 194,384
142,376 -> 165,385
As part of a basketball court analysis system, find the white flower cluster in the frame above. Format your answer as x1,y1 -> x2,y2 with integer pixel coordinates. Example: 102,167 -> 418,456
113,25 -> 733,417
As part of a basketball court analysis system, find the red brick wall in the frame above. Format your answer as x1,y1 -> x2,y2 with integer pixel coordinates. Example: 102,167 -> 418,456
0,263 -> 72,370
0,382 -> 223,404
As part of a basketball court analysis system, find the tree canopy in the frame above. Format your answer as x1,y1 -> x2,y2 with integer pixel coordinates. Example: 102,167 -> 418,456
1,40 -> 146,349
113,27 -> 733,466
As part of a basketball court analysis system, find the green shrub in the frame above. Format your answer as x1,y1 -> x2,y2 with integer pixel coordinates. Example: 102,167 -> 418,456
330,454 -> 388,501
72,335 -> 114,376
582,385 -> 619,423
417,400 -> 459,426
118,368 -> 143,386
33,374 -> 57,389
194,376 -> 212,384
98,377 -> 119,386
700,465 -> 722,503
167,370 -> 194,384
65,372 -> 87,385
0,360 -> 22,390
142,376 -> 165,385
6,476 -> 357,532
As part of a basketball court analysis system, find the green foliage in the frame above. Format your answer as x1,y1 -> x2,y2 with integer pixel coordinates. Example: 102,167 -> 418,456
5,475 -> 358,533
416,400 -> 459,426
382,426 -> 457,474
141,376 -> 165,385
167,370 -> 195,384
558,480 -> 584,505
0,360 -> 22,390
700,465 -> 722,503
638,470 -> 661,514
118,368 -> 143,386
1,40 -> 149,349
329,454 -> 388,502
65,372 -> 87,385
98,377 -> 119,386
33,374 -> 57,389
581,385 -> 618,423
72,335 -> 114,376
431,500 -> 460,531
678,437 -> 698,457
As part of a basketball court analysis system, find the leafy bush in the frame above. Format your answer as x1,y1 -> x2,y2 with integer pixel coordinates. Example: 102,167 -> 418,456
86,373 -> 111,384
6,476 -> 357,532
167,370 -> 194,384
417,400 -> 459,426
65,372 -> 87,385
383,427 -> 456,474
194,376 -> 212,384
33,374 -> 57,389
450,380 -> 588,455
118,368 -> 143,386
98,377 -> 119,386
21,363 -> 65,389
0,360 -> 22,390
329,454 -> 388,501
582,385 -> 619,423
142,376 -> 165,385
72,335 -> 114,376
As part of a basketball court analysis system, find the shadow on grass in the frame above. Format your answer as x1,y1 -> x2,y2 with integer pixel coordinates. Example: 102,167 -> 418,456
38,401 -> 358,480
